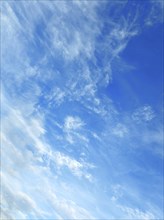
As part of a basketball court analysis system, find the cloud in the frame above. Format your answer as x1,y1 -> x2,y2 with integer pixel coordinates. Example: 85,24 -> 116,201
132,105 -> 155,123
119,205 -> 155,219
111,184 -> 124,202
1,98 -> 94,181
145,0 -> 164,26
1,90 -> 95,218
112,123 -> 128,138
52,151 -> 94,180
45,189 -> 94,219
48,1 -> 100,61
1,179 -> 45,219
44,87 -> 65,107
1,0 -> 143,129
64,116 -> 85,131
141,126 -> 164,157
63,116 -> 91,144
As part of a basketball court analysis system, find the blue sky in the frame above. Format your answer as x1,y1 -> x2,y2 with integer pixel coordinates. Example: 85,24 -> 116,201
1,0 -> 163,219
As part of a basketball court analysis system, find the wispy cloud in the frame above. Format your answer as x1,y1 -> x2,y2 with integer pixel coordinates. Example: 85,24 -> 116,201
112,123 -> 128,138
119,205 -> 155,219
132,105 -> 155,123
64,116 -> 85,131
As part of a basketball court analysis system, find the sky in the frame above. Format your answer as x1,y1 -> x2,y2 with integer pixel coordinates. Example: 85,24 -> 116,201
1,0 -> 164,219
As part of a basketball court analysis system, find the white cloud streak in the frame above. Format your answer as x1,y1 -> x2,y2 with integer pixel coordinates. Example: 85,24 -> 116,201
1,91 -> 95,219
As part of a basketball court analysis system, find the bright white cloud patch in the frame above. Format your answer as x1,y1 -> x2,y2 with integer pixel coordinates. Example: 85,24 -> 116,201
64,116 -> 85,130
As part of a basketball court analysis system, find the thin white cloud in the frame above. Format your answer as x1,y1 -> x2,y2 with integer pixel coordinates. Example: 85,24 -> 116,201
45,189 -> 94,219
111,184 -> 124,202
44,87 -> 65,107
119,205 -> 155,219
132,105 -> 155,123
145,0 -> 164,26
1,91 -> 95,218
52,151 -> 94,180
64,116 -> 85,131
112,123 -> 128,138
2,0 -> 160,111
141,126 -> 164,157
63,116 -> 89,144
1,176 -> 46,219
